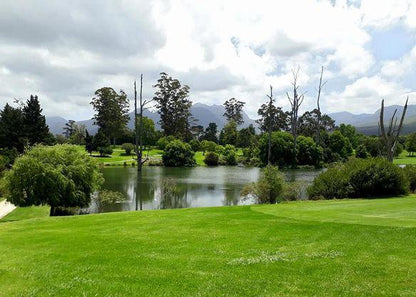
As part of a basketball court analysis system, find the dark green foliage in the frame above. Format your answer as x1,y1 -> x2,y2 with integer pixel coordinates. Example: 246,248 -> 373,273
223,144 -> 237,165
22,95 -> 51,146
361,136 -> 383,157
355,144 -> 369,158
153,73 -> 192,139
241,165 -> 285,204
121,143 -> 134,155
201,122 -> 218,142
221,120 -> 238,145
136,117 -> 157,147
296,136 -> 323,167
298,109 -> 335,138
204,151 -> 219,166
93,130 -> 111,156
237,124 -> 256,148
258,131 -> 296,167
223,98 -> 245,125
63,120 -> 75,138
3,144 -> 103,215
91,87 -> 129,145
162,140 -> 196,167
338,124 -> 359,148
403,165 -> 416,192
256,103 -> 289,132
85,130 -> 94,155
157,135 -> 176,150
0,103 -> 25,152
308,158 -> 409,199
328,131 -> 353,160
189,139 -> 201,152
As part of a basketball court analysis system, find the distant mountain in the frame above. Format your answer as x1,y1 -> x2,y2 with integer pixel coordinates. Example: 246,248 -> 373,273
329,104 -> 416,135
49,103 -> 257,135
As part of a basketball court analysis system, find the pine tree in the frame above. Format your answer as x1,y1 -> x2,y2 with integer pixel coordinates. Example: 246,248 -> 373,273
0,103 -> 25,152
22,95 -> 50,146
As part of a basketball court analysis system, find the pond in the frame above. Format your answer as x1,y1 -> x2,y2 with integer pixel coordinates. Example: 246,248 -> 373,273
85,166 -> 323,214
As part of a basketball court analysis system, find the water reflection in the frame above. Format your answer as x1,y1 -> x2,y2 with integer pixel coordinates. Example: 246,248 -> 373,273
85,166 -> 322,214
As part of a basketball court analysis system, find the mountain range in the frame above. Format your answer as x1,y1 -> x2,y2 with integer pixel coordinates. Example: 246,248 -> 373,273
46,103 -> 416,136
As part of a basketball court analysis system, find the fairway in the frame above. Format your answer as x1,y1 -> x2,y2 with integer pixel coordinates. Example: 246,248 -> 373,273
1,197 -> 416,296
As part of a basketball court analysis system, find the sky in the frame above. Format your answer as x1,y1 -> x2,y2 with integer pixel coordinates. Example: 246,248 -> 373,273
0,0 -> 416,121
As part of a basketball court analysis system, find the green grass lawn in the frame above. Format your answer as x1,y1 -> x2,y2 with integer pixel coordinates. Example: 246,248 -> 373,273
394,149 -> 416,165
1,197 -> 416,296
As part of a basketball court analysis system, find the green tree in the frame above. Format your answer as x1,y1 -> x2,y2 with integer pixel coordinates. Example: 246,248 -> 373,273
298,109 -> 335,138
223,98 -> 245,125
68,123 -> 86,145
296,136 -> 323,167
201,122 -> 218,142
406,133 -> 416,156
258,131 -> 296,167
22,95 -> 50,146
3,144 -> 103,216
85,130 -> 94,155
256,103 -> 289,133
339,124 -> 359,148
0,103 -> 25,152
162,140 -> 195,167
63,120 -> 76,139
237,124 -> 256,148
93,129 -> 111,156
221,120 -> 238,145
136,117 -> 157,148
201,140 -> 217,153
222,144 -> 237,165
153,72 -> 192,139
91,87 -> 129,145
329,131 -> 353,161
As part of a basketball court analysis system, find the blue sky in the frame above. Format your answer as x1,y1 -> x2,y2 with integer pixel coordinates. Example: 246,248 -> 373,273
0,0 -> 415,120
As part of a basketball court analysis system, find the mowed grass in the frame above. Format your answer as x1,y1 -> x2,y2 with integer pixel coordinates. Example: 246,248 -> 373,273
394,149 -> 416,165
2,198 -> 416,296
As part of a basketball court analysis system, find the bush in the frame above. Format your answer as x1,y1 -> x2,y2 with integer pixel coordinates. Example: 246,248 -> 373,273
204,151 -> 219,166
355,144 -> 369,158
296,136 -> 323,167
189,139 -> 201,152
403,165 -> 416,192
241,165 -> 285,204
157,136 -> 176,150
308,158 -> 409,199
98,146 -> 113,156
121,143 -> 134,155
223,144 -> 237,165
282,182 -> 303,201
201,140 -> 217,153
258,131 -> 296,167
162,140 -> 196,167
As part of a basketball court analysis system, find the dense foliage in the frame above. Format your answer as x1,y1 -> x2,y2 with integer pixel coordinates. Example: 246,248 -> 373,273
258,131 -> 296,167
204,151 -> 219,166
162,140 -> 196,167
121,143 -> 134,155
296,136 -> 323,167
308,158 -> 409,199
3,144 -> 103,215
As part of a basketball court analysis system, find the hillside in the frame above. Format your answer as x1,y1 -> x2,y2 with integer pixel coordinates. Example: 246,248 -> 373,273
1,197 -> 416,296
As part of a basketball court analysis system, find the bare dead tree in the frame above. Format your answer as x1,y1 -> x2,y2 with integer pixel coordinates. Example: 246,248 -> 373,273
315,66 -> 327,145
379,97 -> 408,162
267,85 -> 274,165
134,75 -> 154,172
287,67 -> 306,155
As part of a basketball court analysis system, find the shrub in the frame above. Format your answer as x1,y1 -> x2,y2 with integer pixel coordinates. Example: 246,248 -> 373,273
258,131 -> 296,167
201,140 -> 217,153
121,143 -> 134,155
162,140 -> 196,167
308,158 -> 409,199
204,151 -> 219,166
282,182 -> 303,201
241,165 -> 285,204
296,136 -> 323,167
189,139 -> 201,152
355,144 -> 369,158
403,165 -> 416,192
157,136 -> 176,150
98,146 -> 113,156
223,144 -> 237,166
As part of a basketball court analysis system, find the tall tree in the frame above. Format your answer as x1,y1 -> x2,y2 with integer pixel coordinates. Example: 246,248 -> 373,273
379,98 -> 408,162
0,103 -> 25,152
287,68 -> 305,154
315,66 -> 327,145
153,72 -> 192,139
298,109 -> 335,138
63,120 -> 76,139
223,98 -> 245,125
22,95 -> 50,146
256,103 -> 289,133
91,87 -> 129,145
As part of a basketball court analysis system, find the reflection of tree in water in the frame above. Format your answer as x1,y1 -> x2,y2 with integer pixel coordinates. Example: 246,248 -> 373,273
223,187 -> 240,206
135,172 -> 156,210
159,178 -> 189,209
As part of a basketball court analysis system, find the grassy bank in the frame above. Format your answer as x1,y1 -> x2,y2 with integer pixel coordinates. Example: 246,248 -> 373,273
1,197 -> 416,296
394,149 -> 416,165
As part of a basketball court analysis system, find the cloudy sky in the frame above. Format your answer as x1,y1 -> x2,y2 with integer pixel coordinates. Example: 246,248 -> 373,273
0,0 -> 415,121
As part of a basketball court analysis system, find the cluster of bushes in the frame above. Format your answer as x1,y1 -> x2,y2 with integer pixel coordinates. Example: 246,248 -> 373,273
307,158 -> 414,199
162,140 -> 196,167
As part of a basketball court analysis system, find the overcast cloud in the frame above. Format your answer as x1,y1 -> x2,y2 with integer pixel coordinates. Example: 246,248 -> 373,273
0,0 -> 415,120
